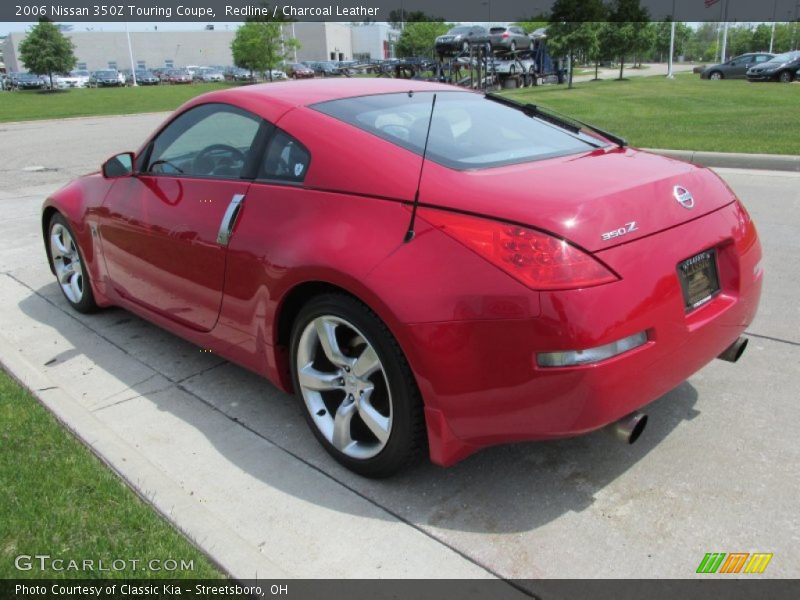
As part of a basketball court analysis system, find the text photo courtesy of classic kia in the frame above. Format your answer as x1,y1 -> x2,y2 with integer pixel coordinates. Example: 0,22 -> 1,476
42,79 -> 762,477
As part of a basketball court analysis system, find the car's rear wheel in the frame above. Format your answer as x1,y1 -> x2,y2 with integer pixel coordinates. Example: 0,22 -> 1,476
290,294 -> 424,478
709,71 -> 723,80
510,41 -> 517,52
48,213 -> 97,313
778,70 -> 793,83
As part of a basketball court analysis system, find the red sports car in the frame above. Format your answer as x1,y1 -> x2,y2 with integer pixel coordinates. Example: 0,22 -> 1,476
42,79 -> 762,477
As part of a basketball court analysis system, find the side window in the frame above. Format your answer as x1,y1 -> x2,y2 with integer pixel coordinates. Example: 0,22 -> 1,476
260,130 -> 311,183
755,55 -> 770,63
146,104 -> 263,179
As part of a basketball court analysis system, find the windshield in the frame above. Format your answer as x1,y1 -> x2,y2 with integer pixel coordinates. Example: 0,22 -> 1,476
96,71 -> 116,76
313,91 -> 603,170
767,51 -> 800,63
448,27 -> 472,35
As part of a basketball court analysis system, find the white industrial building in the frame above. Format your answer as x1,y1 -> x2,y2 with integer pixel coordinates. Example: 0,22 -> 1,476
2,23 -> 400,73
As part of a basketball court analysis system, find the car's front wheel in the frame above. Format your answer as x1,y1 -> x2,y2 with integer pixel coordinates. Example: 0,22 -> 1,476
709,71 -> 723,80
290,294 -> 425,478
778,70 -> 793,83
48,213 -> 98,313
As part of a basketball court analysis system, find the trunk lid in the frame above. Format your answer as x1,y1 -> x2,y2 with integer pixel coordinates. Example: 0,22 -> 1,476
418,148 -> 737,252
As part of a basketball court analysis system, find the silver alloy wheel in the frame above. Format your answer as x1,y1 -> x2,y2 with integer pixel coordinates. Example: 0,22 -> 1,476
296,315 -> 393,460
50,223 -> 84,304
710,71 -> 722,80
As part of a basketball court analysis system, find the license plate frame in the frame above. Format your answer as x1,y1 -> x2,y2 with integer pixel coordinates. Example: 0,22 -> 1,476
677,249 -> 721,311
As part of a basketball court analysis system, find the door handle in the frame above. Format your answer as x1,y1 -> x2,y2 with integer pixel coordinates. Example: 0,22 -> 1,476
217,193 -> 245,246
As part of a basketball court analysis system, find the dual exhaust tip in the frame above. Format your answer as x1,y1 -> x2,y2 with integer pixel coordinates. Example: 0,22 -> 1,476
607,336 -> 749,445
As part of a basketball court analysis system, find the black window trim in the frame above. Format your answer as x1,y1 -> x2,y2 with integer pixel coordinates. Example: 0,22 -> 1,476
252,126 -> 313,186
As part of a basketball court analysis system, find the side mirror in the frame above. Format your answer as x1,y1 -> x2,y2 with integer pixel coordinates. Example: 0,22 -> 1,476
102,152 -> 135,178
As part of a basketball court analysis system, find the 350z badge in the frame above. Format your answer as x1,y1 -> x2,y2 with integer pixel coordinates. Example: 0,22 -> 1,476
601,221 -> 639,241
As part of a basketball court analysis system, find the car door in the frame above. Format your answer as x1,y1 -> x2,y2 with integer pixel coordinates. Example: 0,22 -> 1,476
99,103 -> 269,331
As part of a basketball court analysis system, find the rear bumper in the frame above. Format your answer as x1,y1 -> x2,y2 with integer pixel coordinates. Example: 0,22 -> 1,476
400,202 -> 762,466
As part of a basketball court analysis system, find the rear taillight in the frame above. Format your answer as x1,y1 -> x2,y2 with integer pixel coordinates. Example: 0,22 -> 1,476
418,208 -> 618,290
502,32 -> 509,38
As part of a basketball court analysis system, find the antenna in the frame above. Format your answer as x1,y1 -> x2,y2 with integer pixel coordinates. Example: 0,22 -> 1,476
404,93 -> 437,243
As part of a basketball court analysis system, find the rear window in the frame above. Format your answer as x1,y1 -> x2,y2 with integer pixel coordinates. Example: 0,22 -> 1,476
490,27 -> 508,33
312,91 -> 602,170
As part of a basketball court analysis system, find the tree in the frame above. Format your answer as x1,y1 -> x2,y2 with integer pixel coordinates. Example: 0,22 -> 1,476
513,18 -> 550,35
652,19 -> 690,62
18,19 -> 76,91
231,21 -> 299,82
604,0 -> 650,80
387,10 -> 438,29
396,21 -> 451,58
546,0 -> 607,88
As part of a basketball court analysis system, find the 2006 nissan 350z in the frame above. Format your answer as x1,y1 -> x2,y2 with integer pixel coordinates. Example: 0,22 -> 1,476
42,79 -> 762,477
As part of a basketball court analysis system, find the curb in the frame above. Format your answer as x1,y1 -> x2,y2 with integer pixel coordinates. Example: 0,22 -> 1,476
644,148 -> 800,172
0,330 -> 290,581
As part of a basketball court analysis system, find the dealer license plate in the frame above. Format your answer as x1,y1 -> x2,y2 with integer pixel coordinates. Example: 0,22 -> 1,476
678,250 -> 720,310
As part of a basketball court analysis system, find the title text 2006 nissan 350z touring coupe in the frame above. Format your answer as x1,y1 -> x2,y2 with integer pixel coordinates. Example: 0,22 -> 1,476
42,80 -> 762,477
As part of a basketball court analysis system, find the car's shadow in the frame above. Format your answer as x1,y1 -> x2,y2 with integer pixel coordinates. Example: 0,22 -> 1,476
20,281 -> 701,535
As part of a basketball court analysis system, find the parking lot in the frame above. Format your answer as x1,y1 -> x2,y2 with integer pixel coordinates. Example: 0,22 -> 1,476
0,113 -> 798,580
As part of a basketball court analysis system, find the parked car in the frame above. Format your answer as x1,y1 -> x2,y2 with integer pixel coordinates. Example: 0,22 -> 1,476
225,67 -> 256,82
266,69 -> 288,81
435,25 -> 490,56
56,69 -> 90,89
311,61 -> 344,77
286,63 -> 315,79
701,53 -> 775,80
89,70 -> 124,87
165,69 -> 193,84
128,70 -> 161,85
746,51 -> 800,82
194,68 -> 225,82
488,25 -> 533,53
43,79 -> 762,477
14,72 -> 47,90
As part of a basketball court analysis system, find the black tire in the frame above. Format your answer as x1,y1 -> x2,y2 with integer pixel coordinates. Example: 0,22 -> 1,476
48,213 -> 98,314
510,41 -> 517,52
778,70 -> 793,83
289,293 -> 425,478
709,71 -> 723,80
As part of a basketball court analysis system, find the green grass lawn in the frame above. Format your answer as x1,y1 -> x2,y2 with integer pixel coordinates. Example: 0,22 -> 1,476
0,370 -> 224,579
1,74 -> 798,155
0,83 -> 234,123
502,73 -> 800,155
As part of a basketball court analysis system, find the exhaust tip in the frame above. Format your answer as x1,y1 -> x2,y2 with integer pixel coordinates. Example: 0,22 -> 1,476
608,411 -> 648,445
718,336 -> 748,363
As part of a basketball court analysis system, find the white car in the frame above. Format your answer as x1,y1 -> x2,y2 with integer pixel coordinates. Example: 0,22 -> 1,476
268,69 -> 288,80
55,70 -> 90,89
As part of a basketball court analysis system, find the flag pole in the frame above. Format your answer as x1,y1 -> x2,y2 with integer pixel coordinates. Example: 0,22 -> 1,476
720,0 -> 729,63
666,0 -> 676,78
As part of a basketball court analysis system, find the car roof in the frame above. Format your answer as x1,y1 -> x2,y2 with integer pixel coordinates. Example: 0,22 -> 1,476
186,78 -> 461,115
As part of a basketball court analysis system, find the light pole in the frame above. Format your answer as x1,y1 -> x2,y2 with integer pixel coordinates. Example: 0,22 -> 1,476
125,22 -> 137,86
666,0 -> 676,78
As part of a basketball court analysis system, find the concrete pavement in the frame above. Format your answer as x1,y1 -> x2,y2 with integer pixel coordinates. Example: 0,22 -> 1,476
1,114 -> 799,579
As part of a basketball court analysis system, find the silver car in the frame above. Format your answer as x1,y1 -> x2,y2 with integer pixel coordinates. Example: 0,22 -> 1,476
488,25 -> 532,53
